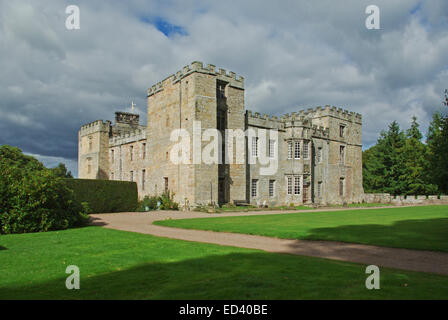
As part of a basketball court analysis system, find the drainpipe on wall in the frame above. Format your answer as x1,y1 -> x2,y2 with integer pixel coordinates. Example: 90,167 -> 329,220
178,78 -> 182,195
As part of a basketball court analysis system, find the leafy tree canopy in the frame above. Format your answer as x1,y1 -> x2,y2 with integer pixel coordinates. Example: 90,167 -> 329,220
51,162 -> 73,178
0,145 -> 87,234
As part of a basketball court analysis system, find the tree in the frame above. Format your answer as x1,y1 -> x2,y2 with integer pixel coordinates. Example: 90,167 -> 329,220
427,112 -> 443,144
364,91 -> 448,195
362,144 -> 386,193
0,145 -> 88,234
402,116 -> 437,194
426,91 -> 448,193
406,116 -> 423,140
363,121 -> 407,194
378,121 -> 407,194
51,163 -> 73,178
444,89 -> 448,107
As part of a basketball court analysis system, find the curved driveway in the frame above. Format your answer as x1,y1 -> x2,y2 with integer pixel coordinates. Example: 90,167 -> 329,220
90,207 -> 448,276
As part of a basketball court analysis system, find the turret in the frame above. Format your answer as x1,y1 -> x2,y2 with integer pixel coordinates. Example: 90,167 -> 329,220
78,120 -> 111,179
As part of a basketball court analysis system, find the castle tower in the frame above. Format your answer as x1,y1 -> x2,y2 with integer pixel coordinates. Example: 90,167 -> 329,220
146,61 -> 246,206
78,120 -> 111,179
310,106 -> 364,204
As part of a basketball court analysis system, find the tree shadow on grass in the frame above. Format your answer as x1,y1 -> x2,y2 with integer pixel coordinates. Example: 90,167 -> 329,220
302,218 -> 448,252
2,251 -> 448,300
0,246 -> 6,250
88,216 -> 108,227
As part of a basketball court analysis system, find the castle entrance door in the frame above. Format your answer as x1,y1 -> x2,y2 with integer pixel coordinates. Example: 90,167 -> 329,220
303,184 -> 310,203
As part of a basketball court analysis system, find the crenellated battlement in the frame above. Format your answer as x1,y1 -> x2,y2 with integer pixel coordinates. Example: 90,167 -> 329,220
147,61 -> 245,97
109,128 -> 146,146
312,105 -> 362,123
280,110 -> 313,122
246,110 -> 284,130
246,110 -> 281,122
283,118 -> 313,131
79,120 -> 111,135
147,81 -> 164,97
115,111 -> 140,126
246,104 -> 362,139
277,106 -> 362,123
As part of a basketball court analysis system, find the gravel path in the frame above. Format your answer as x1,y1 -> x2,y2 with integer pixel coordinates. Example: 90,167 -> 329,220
90,207 -> 448,276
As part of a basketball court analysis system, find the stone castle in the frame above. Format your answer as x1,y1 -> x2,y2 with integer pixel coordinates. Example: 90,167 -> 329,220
78,61 -> 364,207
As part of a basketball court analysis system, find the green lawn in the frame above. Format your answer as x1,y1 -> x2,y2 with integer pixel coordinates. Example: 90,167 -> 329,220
155,205 -> 448,252
329,203 -> 393,208
218,205 -> 313,213
1,226 -> 448,299
197,205 -> 313,213
216,203 -> 388,213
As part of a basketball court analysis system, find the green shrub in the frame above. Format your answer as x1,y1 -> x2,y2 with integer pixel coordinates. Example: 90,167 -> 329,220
136,192 -> 179,212
159,191 -> 179,210
0,145 -> 89,234
64,179 -> 138,213
137,195 -> 159,212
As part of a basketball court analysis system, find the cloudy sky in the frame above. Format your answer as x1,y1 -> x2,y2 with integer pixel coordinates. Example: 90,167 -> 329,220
1,0 -> 447,177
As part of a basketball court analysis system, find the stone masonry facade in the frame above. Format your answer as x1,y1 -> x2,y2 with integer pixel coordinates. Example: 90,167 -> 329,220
78,61 -> 364,207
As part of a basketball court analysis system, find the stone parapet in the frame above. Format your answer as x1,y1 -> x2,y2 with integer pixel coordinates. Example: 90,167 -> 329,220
364,193 -> 448,205
314,105 -> 362,124
147,61 -> 245,97
79,120 -> 111,136
246,110 -> 284,130
109,129 -> 146,146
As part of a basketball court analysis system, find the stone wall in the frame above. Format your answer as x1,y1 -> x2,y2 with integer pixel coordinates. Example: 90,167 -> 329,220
224,84 -> 246,204
146,68 -> 196,205
363,193 -> 392,203
364,193 -> 448,205
109,129 -> 147,197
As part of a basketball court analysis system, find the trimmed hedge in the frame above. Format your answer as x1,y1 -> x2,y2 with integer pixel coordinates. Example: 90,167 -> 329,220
64,179 -> 138,213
